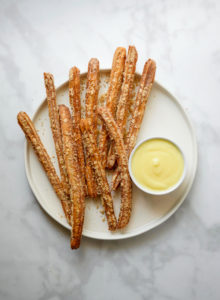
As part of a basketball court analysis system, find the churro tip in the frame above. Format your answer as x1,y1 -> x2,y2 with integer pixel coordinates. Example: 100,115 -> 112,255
70,240 -> 80,250
17,111 -> 30,125
145,58 -> 156,68
115,46 -> 126,54
89,58 -> 99,64
58,104 -> 67,110
17,111 -> 24,119
43,72 -> 52,78
69,66 -> 80,77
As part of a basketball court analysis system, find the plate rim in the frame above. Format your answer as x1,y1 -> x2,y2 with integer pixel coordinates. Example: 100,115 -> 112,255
24,69 -> 198,240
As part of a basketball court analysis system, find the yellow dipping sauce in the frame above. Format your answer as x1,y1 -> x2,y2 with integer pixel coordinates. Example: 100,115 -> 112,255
131,139 -> 184,191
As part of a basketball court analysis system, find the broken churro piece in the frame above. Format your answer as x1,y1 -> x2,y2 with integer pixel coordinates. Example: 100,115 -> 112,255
59,105 -> 85,249
98,107 -> 132,229
98,47 -> 126,167
17,111 -> 71,223
44,73 -> 70,197
80,119 -> 117,231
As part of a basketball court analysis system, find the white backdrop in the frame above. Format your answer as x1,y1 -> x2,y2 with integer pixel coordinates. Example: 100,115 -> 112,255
0,0 -> 220,299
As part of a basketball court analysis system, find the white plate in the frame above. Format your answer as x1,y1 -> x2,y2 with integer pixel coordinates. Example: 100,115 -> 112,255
25,70 -> 198,240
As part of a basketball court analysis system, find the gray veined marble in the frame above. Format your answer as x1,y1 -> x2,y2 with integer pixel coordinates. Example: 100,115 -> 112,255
0,0 -> 220,299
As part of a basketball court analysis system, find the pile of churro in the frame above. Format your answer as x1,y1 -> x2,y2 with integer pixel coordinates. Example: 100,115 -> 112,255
17,46 -> 156,249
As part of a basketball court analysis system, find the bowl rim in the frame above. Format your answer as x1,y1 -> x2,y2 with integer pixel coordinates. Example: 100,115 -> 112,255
128,136 -> 187,196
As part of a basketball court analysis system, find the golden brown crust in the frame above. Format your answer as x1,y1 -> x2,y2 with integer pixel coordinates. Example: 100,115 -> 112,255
69,67 -> 87,196
44,73 -> 70,197
84,59 -> 100,197
107,46 -> 138,169
106,47 -> 126,114
59,105 -> 85,249
17,111 -> 71,223
69,67 -> 81,123
85,58 -> 100,138
126,59 -> 156,153
98,107 -> 132,229
85,164 -> 98,198
80,119 -> 117,231
112,170 -> 121,191
98,47 -> 126,167
111,59 -> 156,190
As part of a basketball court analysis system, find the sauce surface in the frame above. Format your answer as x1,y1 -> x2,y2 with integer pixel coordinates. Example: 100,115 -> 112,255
131,139 -> 184,191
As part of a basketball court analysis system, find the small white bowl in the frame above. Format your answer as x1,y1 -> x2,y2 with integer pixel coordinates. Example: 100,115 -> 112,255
128,137 -> 186,195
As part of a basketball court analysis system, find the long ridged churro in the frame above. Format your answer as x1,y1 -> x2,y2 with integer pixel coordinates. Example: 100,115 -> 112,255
107,46 -> 138,169
98,47 -> 126,167
98,107 -> 132,228
112,59 -> 156,190
85,58 -> 100,197
59,105 -> 85,249
44,73 -> 70,197
80,119 -> 117,231
126,59 -> 156,153
69,67 -> 87,196
86,58 -> 100,138
17,112 -> 71,223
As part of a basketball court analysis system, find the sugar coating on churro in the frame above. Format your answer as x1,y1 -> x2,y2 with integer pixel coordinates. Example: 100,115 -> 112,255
84,58 -> 100,197
126,59 -> 156,154
69,67 -> 87,196
98,107 -> 132,229
86,58 -> 100,136
59,105 -> 85,249
111,59 -> 156,191
44,73 -> 70,197
107,46 -> 138,169
17,111 -> 71,223
80,119 -> 117,231
98,47 -> 126,167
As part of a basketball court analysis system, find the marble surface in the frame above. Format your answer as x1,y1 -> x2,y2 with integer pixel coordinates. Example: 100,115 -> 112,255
0,0 -> 220,299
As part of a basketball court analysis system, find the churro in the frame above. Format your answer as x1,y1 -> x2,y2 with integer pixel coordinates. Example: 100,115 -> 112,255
98,47 -> 126,167
69,67 -> 87,196
85,58 -> 100,138
44,73 -> 70,196
126,59 -> 156,153
112,59 -> 156,190
98,107 -> 132,229
17,112 -> 71,223
84,59 -> 100,197
59,105 -> 85,249
80,119 -> 117,231
107,46 -> 138,169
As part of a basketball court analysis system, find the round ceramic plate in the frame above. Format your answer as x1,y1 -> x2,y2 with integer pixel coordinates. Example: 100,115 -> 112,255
25,69 -> 197,240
